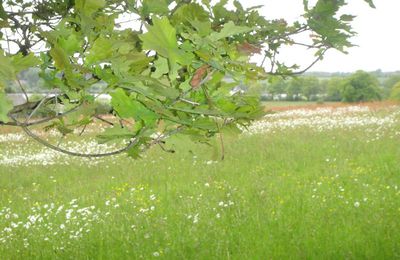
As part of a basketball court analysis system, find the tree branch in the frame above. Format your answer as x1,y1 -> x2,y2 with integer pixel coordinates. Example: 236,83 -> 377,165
267,48 -> 329,76
10,114 -> 143,158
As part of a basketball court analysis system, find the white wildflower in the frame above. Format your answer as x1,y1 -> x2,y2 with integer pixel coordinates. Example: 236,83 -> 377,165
193,214 -> 199,224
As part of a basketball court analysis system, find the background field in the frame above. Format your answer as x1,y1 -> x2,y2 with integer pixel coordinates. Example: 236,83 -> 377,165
0,103 -> 399,259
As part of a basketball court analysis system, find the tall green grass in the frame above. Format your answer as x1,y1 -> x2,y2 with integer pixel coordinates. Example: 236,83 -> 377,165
0,127 -> 399,259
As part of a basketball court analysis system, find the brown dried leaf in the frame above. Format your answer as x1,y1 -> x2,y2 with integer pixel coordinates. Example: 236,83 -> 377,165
190,65 -> 210,89
237,42 -> 262,55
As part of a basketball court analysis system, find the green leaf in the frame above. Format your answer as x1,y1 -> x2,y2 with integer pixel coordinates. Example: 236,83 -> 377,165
189,20 -> 212,37
139,17 -> 194,65
0,1 -> 5,16
75,0 -> 106,16
131,101 -> 159,126
220,123 -> 242,136
140,17 -> 178,58
86,36 -> 113,64
0,52 -> 38,90
110,88 -> 158,125
209,21 -> 253,41
192,117 -> 218,131
50,45 -> 70,71
171,3 -> 209,25
127,142 -> 142,159
340,14 -> 355,22
11,53 -> 40,73
111,52 -> 151,76
59,33 -> 82,55
364,0 -> 375,8
152,57 -> 169,78
49,45 -> 79,88
85,0 -> 106,11
142,0 -> 169,16
0,51 -> 14,88
216,99 -> 237,113
0,92 -> 12,123
120,75 -> 179,99
111,88 -> 138,118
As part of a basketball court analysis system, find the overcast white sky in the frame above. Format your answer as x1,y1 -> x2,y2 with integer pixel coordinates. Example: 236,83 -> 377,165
239,0 -> 400,72
2,0 -> 398,73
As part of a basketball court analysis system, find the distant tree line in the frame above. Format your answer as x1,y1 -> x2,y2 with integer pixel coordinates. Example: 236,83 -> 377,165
5,68 -> 400,103
262,70 -> 400,102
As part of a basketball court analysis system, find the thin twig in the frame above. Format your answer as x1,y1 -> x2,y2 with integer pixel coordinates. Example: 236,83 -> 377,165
25,93 -> 49,123
179,98 -> 200,106
215,121 -> 225,161
260,51 -> 268,67
16,77 -> 29,103
268,48 -> 329,76
79,124 -> 88,136
94,115 -> 114,126
157,142 -> 175,153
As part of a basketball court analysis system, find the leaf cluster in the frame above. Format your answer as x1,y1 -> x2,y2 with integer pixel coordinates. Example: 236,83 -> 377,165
0,0 -> 375,157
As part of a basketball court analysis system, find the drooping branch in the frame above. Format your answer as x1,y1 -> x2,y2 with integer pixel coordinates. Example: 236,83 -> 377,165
10,114 -> 143,158
0,0 -> 374,159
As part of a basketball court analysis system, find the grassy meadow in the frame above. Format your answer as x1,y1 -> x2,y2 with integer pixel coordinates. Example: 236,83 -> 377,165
0,103 -> 399,259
